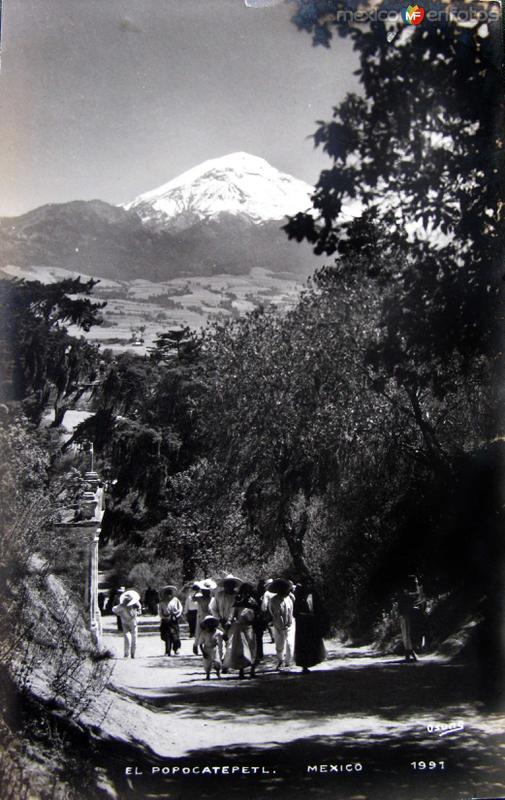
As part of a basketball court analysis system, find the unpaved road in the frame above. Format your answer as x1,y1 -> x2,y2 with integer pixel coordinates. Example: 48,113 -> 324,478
85,614 -> 505,800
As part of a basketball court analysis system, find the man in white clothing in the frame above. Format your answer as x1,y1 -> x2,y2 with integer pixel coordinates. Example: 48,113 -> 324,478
113,589 -> 141,659
268,579 -> 295,670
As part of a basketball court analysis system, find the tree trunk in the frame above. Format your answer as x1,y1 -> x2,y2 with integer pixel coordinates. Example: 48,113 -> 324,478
51,401 -> 68,428
276,472 -> 312,578
182,542 -> 197,583
280,509 -> 311,579
405,387 -> 450,472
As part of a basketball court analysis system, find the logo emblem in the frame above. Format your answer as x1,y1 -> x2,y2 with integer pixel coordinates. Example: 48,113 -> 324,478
402,4 -> 425,24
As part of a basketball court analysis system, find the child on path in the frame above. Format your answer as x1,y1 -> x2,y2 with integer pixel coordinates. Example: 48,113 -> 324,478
197,615 -> 223,680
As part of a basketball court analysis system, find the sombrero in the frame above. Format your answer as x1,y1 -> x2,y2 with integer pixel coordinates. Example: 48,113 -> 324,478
119,589 -> 141,606
268,578 -> 294,595
159,585 -> 178,598
217,573 -> 242,589
238,581 -> 255,595
194,578 -> 217,591
200,615 -> 220,630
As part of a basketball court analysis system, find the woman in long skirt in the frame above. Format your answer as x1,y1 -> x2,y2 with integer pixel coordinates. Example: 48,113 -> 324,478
192,579 -> 216,654
254,579 -> 274,661
397,575 -> 423,662
224,583 -> 258,678
158,585 -> 182,656
293,581 -> 327,674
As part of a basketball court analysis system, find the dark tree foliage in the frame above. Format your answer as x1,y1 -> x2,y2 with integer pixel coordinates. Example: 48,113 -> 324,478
286,2 -> 504,398
70,330 -> 206,546
151,327 -> 201,363
195,300 -> 369,576
280,2 -> 505,683
190,266 -> 495,621
0,278 -> 105,425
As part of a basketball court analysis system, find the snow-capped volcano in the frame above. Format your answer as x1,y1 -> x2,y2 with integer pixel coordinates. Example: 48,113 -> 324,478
123,152 -> 313,230
0,153 -> 321,282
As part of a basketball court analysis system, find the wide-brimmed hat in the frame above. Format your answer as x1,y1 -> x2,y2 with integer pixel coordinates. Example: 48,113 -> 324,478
238,581 -> 255,596
119,589 -> 141,606
159,585 -> 178,598
217,573 -> 242,589
194,578 -> 217,591
200,615 -> 220,631
268,578 -> 294,595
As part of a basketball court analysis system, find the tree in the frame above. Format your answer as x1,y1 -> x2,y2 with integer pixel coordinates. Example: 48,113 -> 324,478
150,327 -> 200,363
0,278 -> 105,425
195,291 -> 380,576
289,2 -> 503,273
281,3 -> 505,658
285,3 -> 504,470
70,330 -> 206,551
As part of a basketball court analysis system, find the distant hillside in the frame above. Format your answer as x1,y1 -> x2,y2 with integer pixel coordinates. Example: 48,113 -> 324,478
0,154 -> 321,282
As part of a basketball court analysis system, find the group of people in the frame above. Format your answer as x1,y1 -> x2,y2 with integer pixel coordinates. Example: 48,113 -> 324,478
111,574 -> 328,679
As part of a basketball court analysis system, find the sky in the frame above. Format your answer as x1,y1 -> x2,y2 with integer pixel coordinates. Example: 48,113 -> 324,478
0,0 -> 358,216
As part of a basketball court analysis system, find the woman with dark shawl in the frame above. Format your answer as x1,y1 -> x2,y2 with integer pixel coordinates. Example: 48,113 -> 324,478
293,580 -> 327,674
158,586 -> 182,656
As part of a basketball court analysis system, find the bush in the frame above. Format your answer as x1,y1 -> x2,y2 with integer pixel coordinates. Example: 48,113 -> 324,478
0,412 -> 113,798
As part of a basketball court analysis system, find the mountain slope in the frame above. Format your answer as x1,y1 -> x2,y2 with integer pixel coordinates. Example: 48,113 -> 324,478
0,200 -> 162,280
0,155 -> 319,281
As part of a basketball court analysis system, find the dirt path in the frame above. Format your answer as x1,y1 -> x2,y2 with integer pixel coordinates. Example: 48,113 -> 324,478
85,615 -> 505,799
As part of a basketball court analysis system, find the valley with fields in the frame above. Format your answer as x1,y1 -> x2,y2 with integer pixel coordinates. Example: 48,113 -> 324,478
1,263 -> 304,354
